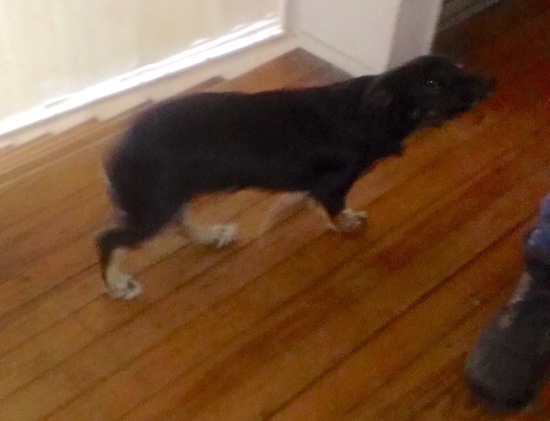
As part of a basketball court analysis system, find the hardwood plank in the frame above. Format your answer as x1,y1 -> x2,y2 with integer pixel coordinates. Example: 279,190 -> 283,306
365,285 -> 550,421
345,282 -> 521,420
284,218 -> 532,420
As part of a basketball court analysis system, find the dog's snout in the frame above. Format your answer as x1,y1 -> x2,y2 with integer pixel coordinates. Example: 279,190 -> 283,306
468,75 -> 495,102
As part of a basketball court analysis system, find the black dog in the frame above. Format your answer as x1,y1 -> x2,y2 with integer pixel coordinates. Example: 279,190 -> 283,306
98,55 -> 494,299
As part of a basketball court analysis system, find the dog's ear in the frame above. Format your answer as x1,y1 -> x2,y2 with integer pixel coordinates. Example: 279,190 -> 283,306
360,82 -> 395,116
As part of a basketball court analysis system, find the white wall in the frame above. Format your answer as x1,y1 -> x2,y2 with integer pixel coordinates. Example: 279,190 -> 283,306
388,0 -> 443,67
0,0 -> 282,121
288,0 -> 401,74
288,0 -> 443,75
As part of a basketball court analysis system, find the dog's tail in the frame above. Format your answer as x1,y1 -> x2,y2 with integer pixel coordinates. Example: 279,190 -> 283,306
101,161 -> 129,227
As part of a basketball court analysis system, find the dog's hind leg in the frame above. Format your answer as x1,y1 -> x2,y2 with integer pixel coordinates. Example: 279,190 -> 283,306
97,217 -> 168,299
179,205 -> 236,248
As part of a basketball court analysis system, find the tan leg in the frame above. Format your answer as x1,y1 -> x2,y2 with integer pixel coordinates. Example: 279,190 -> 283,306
261,194 -> 367,234
104,249 -> 142,300
329,208 -> 368,232
179,206 -> 236,248
258,192 -> 311,236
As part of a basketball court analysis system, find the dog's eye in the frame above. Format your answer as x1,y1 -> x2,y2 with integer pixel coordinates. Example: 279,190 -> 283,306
425,79 -> 438,87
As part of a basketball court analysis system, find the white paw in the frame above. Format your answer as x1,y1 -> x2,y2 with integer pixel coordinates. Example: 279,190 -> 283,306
210,223 -> 237,248
107,274 -> 142,300
332,209 -> 367,232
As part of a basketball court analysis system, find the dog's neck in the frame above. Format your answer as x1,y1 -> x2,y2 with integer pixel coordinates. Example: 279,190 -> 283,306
340,77 -> 420,140
307,77 -> 427,161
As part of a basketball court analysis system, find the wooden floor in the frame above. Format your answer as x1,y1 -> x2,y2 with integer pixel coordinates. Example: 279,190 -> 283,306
0,0 -> 549,419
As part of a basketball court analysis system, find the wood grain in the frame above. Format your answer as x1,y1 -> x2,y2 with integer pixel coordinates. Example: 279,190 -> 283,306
0,1 -> 549,418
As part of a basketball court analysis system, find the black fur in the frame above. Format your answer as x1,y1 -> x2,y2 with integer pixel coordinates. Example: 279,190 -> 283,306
97,55 -> 494,282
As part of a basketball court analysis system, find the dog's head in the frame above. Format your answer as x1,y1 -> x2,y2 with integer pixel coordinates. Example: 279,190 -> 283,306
362,55 -> 495,129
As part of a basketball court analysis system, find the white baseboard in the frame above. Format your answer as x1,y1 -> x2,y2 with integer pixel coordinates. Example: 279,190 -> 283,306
0,24 -> 298,150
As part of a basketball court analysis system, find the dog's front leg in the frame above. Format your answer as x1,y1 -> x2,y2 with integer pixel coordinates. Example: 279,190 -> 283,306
317,188 -> 367,232
330,208 -> 367,232
179,205 -> 237,248
310,165 -> 366,232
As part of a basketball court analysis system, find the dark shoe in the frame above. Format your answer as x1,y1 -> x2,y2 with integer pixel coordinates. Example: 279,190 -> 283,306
464,194 -> 550,412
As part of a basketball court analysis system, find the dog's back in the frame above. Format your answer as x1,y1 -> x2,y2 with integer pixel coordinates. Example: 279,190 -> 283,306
106,81 -> 371,201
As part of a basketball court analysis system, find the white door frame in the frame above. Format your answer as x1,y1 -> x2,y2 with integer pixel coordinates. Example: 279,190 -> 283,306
286,0 -> 444,75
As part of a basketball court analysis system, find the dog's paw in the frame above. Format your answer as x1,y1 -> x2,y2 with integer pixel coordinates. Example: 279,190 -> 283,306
331,209 -> 367,232
107,274 -> 142,300
209,223 -> 237,248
